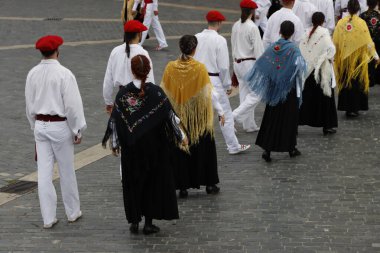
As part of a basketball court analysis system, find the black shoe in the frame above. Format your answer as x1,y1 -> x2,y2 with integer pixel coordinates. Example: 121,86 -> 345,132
179,189 -> 188,198
346,111 -> 359,118
143,224 -> 160,235
289,148 -> 301,158
262,151 -> 272,162
129,223 -> 139,234
206,185 -> 220,195
323,128 -> 337,135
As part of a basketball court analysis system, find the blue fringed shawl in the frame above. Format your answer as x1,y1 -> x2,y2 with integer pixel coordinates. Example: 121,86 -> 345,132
245,39 -> 307,107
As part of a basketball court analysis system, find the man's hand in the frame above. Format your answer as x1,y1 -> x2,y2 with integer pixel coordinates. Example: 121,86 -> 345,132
74,135 -> 82,145
132,10 -> 137,16
219,115 -> 225,126
106,105 -> 113,115
226,89 -> 232,96
154,10 -> 159,16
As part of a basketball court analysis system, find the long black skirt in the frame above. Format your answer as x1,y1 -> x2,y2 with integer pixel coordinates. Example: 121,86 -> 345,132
337,78 -> 368,112
299,73 -> 338,129
256,89 -> 298,152
120,124 -> 179,224
173,133 -> 219,190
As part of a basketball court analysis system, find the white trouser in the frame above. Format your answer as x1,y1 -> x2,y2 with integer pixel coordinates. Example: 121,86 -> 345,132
140,4 -> 168,47
233,61 -> 261,131
34,121 -> 80,225
210,76 -> 240,152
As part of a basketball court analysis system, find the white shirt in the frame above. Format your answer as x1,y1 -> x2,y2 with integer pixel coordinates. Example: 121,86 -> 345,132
254,0 -> 272,32
231,19 -> 265,60
263,8 -> 305,48
25,59 -> 87,135
194,29 -> 231,90
311,0 -> 335,34
335,0 -> 368,18
292,0 -> 318,30
103,44 -> 154,105
133,0 -> 158,11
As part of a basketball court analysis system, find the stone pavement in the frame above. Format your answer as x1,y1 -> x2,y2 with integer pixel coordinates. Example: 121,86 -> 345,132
1,0 -> 380,252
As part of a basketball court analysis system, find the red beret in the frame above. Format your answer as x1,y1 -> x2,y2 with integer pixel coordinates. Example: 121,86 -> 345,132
240,0 -> 258,9
35,35 -> 63,52
124,20 -> 148,33
206,10 -> 226,22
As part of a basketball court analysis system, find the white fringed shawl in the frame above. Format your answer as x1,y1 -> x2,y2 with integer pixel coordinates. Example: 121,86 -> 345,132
299,26 -> 336,97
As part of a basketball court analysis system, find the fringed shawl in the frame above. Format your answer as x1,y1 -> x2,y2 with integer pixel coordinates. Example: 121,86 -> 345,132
161,58 -> 214,145
245,38 -> 307,106
333,15 -> 376,94
300,26 -> 336,97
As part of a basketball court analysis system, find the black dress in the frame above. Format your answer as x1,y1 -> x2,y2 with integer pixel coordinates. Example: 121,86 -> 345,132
256,89 -> 298,152
103,83 -> 180,224
299,72 -> 338,129
337,77 -> 369,113
172,133 -> 219,190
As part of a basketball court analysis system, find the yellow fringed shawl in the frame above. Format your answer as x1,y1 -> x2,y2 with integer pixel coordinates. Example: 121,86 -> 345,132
333,15 -> 376,94
161,58 -> 214,145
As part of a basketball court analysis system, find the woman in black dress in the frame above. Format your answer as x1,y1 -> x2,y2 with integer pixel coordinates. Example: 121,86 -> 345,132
299,12 -> 338,135
102,55 -> 187,235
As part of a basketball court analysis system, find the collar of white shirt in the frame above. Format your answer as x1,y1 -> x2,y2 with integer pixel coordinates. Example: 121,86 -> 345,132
40,59 -> 60,64
132,79 -> 142,89
202,29 -> 218,34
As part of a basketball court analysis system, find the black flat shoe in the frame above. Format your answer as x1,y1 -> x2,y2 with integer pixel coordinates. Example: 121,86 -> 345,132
262,151 -> 272,162
323,128 -> 337,135
289,148 -> 301,158
346,111 -> 359,118
143,224 -> 160,235
129,223 -> 139,234
206,185 -> 220,195
179,189 -> 188,198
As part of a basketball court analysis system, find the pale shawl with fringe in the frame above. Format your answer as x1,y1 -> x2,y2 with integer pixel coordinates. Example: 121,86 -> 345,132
333,15 -> 377,94
161,58 -> 214,145
300,26 -> 336,97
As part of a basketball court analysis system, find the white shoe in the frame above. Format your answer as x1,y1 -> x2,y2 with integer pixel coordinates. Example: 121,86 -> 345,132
43,218 -> 59,229
68,211 -> 82,223
229,144 -> 251,155
245,127 -> 260,133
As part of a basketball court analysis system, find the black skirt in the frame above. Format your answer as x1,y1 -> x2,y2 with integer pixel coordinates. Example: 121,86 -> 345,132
172,133 -> 219,190
120,123 -> 179,224
337,78 -> 369,112
256,89 -> 298,152
299,73 -> 338,129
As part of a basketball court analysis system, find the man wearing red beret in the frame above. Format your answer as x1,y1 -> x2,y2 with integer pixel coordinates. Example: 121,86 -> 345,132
194,10 -> 251,155
132,0 -> 168,50
231,0 -> 264,133
25,35 -> 87,228
263,0 -> 304,48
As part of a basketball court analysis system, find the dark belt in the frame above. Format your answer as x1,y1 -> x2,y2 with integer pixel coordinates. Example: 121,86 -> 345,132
36,114 -> 66,122
208,73 -> 219,77
235,57 -> 256,63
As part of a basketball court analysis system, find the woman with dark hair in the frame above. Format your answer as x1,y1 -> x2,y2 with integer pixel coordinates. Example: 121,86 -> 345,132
103,20 -> 154,114
299,12 -> 338,135
360,0 -> 380,86
161,35 -> 224,198
103,55 -> 187,235
333,0 -> 380,118
246,21 -> 307,162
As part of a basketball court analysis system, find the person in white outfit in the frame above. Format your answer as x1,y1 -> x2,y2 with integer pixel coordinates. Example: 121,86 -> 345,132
263,0 -> 304,48
194,10 -> 251,155
232,0 -> 265,133
335,0 -> 368,19
254,0 -> 272,34
311,0 -> 336,34
25,35 -> 86,229
132,0 -> 168,50
292,0 -> 318,30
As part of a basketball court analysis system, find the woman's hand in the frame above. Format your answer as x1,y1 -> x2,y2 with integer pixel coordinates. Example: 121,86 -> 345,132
181,137 -> 189,147
219,115 -> 225,126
